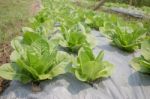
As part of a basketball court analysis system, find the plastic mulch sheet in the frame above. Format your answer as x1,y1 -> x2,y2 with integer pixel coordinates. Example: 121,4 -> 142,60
110,7 -> 145,18
0,30 -> 150,99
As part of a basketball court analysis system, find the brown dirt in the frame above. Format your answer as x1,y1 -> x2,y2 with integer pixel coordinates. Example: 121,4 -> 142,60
0,42 -> 12,94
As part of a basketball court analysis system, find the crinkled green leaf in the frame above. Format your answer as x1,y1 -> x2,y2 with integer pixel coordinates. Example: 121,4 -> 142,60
77,48 -> 91,66
131,57 -> 150,74
75,70 -> 88,82
23,31 -> 41,45
0,63 -> 31,83
16,59 -> 39,79
96,51 -> 104,62
48,61 -> 67,78
95,61 -> 114,78
141,40 -> 150,61
10,51 -> 20,62
0,63 -> 16,80
82,61 -> 105,81
11,36 -> 24,52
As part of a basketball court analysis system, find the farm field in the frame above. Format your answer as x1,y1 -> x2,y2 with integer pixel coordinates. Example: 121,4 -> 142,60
0,0 -> 150,99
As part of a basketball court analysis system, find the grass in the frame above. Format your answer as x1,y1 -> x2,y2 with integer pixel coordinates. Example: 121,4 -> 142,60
0,0 -> 36,44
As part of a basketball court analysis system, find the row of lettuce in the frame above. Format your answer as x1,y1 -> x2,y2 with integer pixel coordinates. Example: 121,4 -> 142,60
0,0 -> 149,87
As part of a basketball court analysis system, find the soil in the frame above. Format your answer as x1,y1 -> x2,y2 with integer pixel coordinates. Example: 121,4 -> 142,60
0,42 -> 12,94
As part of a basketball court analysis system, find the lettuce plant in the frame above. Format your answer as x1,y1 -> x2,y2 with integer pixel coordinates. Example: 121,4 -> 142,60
110,23 -> 146,52
85,12 -> 104,30
130,40 -> 150,74
59,23 -> 95,53
0,31 -> 70,84
100,14 -> 125,37
71,46 -> 114,82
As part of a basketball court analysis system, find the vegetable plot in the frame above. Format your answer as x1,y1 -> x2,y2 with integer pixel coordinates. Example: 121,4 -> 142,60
0,0 -> 113,88
0,0 -> 150,94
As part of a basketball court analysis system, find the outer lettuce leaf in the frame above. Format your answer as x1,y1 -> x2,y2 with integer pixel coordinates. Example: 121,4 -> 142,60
131,40 -> 150,74
95,61 -> 114,78
131,57 -> 150,74
0,63 -> 17,80
0,63 -> 32,84
23,31 -> 41,45
141,40 -> 150,61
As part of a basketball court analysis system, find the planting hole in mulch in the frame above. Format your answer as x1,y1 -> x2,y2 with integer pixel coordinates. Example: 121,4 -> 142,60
32,82 -> 42,92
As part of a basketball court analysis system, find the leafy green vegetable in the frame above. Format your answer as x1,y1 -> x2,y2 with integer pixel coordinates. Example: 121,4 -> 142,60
71,46 -> 114,82
109,23 -> 146,52
59,23 -> 96,53
29,7 -> 59,38
100,14 -> 124,34
130,40 -> 150,74
85,13 -> 104,30
0,31 -> 70,84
